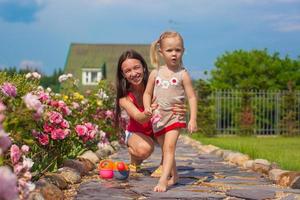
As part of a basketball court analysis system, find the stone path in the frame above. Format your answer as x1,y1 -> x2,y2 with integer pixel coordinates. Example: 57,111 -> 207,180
75,136 -> 300,200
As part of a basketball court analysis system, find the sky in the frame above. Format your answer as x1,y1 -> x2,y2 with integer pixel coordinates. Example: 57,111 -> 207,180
0,0 -> 299,79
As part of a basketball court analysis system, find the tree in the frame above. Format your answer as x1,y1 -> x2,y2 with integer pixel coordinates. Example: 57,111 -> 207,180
210,49 -> 300,90
39,68 -> 63,92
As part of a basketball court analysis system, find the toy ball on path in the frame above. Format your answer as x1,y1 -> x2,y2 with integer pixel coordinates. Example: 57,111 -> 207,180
98,160 -> 114,179
113,161 -> 129,180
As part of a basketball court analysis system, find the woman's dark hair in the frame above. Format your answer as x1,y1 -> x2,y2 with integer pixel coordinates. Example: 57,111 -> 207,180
115,49 -> 149,127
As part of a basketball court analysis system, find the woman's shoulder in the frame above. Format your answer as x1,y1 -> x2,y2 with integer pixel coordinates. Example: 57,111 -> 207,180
119,94 -> 134,105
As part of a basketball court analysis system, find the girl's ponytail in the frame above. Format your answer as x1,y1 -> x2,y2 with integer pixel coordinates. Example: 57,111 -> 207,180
150,39 -> 159,68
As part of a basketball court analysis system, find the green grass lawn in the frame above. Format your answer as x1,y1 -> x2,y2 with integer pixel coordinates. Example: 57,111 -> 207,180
190,134 -> 300,171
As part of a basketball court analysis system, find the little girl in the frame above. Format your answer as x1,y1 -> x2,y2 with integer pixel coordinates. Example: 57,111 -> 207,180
143,31 -> 197,192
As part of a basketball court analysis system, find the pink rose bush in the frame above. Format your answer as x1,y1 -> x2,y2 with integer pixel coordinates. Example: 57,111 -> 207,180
0,125 -> 34,200
9,144 -> 35,200
0,166 -> 18,200
1,73 -> 117,192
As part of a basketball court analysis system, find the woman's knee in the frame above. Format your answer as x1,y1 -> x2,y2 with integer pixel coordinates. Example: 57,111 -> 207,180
127,132 -> 154,159
130,143 -> 153,160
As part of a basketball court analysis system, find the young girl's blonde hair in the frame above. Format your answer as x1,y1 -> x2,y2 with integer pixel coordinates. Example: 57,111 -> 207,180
150,31 -> 184,68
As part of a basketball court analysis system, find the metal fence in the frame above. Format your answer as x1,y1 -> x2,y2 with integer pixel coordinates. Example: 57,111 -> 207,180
212,90 -> 300,135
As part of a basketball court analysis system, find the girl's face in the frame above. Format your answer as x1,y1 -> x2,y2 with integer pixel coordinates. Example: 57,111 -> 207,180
159,36 -> 184,68
121,58 -> 144,86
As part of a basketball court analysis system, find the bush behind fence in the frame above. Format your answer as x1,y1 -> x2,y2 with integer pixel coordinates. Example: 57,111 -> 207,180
198,89 -> 300,136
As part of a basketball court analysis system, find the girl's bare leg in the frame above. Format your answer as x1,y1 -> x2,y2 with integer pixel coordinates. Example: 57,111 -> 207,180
167,157 -> 178,186
154,130 -> 180,192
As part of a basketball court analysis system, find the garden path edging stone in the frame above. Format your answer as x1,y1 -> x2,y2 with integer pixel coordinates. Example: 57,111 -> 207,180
28,143 -> 116,200
181,135 -> 300,189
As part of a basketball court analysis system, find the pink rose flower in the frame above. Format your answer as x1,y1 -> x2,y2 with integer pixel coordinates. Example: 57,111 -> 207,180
61,106 -> 71,116
88,130 -> 96,140
38,91 -> 50,103
0,166 -> 18,200
38,134 -> 49,145
21,145 -> 29,154
13,163 -> 24,175
1,82 -> 17,97
10,144 -> 21,164
75,125 -> 88,136
60,119 -> 70,129
84,122 -> 94,131
31,129 -> 39,138
58,100 -> 66,108
48,111 -> 63,124
64,129 -> 71,138
43,122 -> 54,133
52,128 -> 67,140
0,130 -> 11,154
23,93 -> 43,112
50,100 -> 59,107
105,110 -> 114,119
72,102 -> 80,109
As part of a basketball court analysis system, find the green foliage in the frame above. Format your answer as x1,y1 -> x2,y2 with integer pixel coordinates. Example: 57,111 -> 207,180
280,81 -> 300,136
39,68 -> 64,93
0,66 -> 63,93
194,79 -> 216,137
0,72 -> 39,99
211,49 -> 300,90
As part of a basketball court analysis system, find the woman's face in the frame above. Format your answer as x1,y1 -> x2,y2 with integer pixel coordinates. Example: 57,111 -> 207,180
121,58 -> 144,86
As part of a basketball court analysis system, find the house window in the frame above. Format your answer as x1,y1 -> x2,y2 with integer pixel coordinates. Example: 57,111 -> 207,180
82,68 -> 102,85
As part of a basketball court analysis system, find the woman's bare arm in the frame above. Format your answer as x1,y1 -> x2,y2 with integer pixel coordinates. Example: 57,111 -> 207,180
119,97 -> 151,124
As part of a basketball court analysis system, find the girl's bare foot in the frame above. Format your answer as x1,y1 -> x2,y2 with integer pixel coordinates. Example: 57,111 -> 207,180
167,173 -> 179,186
151,165 -> 163,177
153,179 -> 168,192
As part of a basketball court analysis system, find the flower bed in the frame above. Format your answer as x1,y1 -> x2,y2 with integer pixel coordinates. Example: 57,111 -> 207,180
0,72 -> 118,199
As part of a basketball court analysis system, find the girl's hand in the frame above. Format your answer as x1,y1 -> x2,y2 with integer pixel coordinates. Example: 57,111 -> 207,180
150,96 -> 158,111
188,120 -> 197,134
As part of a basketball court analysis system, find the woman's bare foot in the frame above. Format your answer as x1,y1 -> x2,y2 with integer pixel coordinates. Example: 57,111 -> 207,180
153,179 -> 168,192
167,173 -> 179,186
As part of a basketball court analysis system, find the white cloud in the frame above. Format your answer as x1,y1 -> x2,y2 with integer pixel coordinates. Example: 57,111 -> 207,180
275,22 -> 300,32
19,60 -> 43,70
263,14 -> 300,32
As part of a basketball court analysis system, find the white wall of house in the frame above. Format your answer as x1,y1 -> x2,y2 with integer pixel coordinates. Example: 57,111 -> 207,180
82,68 -> 102,85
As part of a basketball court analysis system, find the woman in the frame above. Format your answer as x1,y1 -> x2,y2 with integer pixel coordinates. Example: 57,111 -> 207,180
115,49 -> 185,172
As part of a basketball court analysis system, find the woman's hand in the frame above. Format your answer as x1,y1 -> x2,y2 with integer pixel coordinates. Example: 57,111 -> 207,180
172,103 -> 186,116
143,107 -> 153,116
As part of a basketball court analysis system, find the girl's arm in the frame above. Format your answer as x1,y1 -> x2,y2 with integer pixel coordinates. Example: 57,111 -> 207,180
119,97 -> 151,124
143,70 -> 157,113
182,70 -> 198,133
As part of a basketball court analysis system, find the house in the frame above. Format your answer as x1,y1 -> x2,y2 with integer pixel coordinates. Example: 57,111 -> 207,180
64,43 -> 151,91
